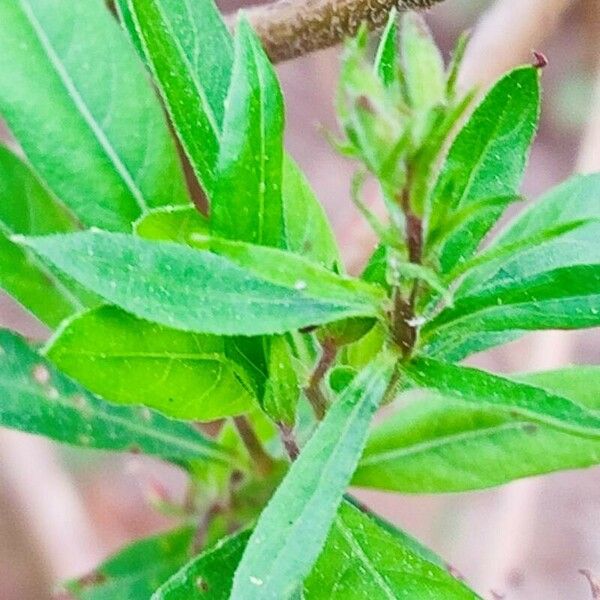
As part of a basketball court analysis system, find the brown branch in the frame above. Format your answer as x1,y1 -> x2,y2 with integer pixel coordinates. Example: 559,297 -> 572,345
304,338 -> 338,419
233,416 -> 275,476
233,0 -> 446,63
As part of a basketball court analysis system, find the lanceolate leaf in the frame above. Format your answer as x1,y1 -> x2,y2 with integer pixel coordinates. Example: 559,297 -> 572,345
66,527 -> 195,600
0,0 -> 188,231
211,18 -> 285,247
128,0 -> 233,195
153,530 -> 251,600
356,367 -> 600,493
0,146 -> 91,327
374,9 -> 398,87
20,232 -> 385,336
47,306 -> 257,421
0,329 -> 230,464
424,175 -> 600,358
230,355 -> 395,599
428,66 -> 540,273
155,500 -> 476,599
403,358 -> 600,439
305,501 -> 479,599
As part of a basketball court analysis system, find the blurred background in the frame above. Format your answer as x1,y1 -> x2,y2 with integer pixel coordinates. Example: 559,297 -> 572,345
1,0 -> 600,597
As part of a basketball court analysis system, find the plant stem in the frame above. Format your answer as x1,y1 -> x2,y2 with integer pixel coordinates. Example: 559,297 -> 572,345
237,0 -> 446,63
232,416 -> 274,477
277,423 -> 300,461
304,338 -> 338,420
391,182 -> 424,356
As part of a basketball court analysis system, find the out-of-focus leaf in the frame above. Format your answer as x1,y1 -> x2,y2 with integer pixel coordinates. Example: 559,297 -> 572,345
47,306 -> 256,421
0,0 -> 188,230
211,18 -> 285,247
20,232 -> 385,336
374,9 -> 398,87
66,527 -> 194,600
400,13 -> 445,110
356,367 -> 600,493
128,0 -> 232,195
230,355 -> 395,599
427,67 -> 540,273
0,329 -> 230,464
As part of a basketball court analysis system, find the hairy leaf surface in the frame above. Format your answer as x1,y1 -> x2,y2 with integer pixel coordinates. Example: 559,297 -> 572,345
0,329 -> 229,463
47,306 -> 256,421
0,0 -> 188,230
230,355 -> 395,599
21,232 -> 384,335
357,367 -> 600,493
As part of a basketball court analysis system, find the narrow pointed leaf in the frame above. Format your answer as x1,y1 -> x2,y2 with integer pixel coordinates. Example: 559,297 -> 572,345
20,232 -> 384,336
47,306 -> 256,421
0,329 -> 230,464
155,501 -> 477,599
428,67 -> 540,273
211,18 -> 285,247
356,367 -> 600,493
374,9 -> 398,87
0,0 -> 188,230
66,527 -> 194,600
403,358 -> 600,439
400,13 -> 445,109
128,0 -> 233,194
230,355 -> 395,599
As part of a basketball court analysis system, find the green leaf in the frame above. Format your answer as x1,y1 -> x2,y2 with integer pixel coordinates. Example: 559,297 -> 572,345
46,306 -> 257,421
114,0 -> 144,58
374,9 -> 398,87
424,175 -> 600,357
423,263 -> 600,342
20,232 -> 384,336
155,500 -> 475,599
66,527 -> 194,600
211,18 -> 285,247
263,335 -> 300,426
305,501 -> 479,599
135,206 -> 210,245
0,0 -> 188,231
128,0 -> 233,195
153,530 -> 251,600
0,146 -> 94,326
230,354 -> 395,599
402,358 -> 600,439
0,329 -> 229,464
458,174 -> 600,295
282,157 -> 341,268
356,367 -> 600,493
400,13 -> 445,110
428,66 -> 540,273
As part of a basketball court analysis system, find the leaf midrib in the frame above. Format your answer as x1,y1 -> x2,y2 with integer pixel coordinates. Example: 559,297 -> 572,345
17,0 -> 147,212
